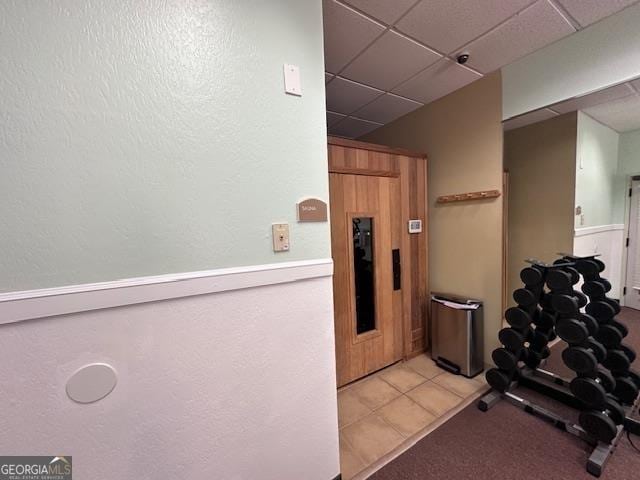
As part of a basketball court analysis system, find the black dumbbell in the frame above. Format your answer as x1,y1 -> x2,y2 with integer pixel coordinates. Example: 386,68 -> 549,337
485,368 -> 513,393
612,375 -> 638,405
556,318 -> 590,345
513,288 -> 538,307
579,402 -> 625,444
595,324 -> 625,348
546,269 -> 573,290
492,347 -> 527,373
505,306 -> 534,329
572,313 -> 598,336
570,368 -> 616,409
562,339 -> 607,374
620,344 -> 637,363
585,300 -> 616,321
602,348 -> 632,372
520,266 -> 544,286
524,345 -> 551,369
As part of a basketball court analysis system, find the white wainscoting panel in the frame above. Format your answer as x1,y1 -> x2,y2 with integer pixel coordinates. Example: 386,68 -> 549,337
574,224 -> 625,298
0,260 -> 340,480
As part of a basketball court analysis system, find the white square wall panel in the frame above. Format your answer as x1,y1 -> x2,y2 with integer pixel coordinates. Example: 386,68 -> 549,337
343,0 -> 417,25
323,0 -> 385,73
556,0 -> 638,27
396,0 -> 532,53
329,117 -> 382,138
463,1 -> 575,74
354,93 -> 422,124
549,83 -> 635,114
392,58 -> 481,104
341,30 -> 441,91
326,76 -> 384,115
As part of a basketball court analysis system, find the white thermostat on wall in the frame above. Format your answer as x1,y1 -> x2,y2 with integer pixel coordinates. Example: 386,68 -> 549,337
408,219 -> 422,234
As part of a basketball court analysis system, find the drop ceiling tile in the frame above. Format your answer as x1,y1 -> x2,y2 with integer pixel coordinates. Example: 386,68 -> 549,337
329,116 -> 382,138
323,0 -> 385,73
631,78 -> 640,92
583,94 -> 640,132
326,76 -> 384,114
325,72 -> 334,84
354,93 -> 423,124
343,0 -> 417,24
392,58 -> 481,104
463,1 -> 575,74
549,83 -> 635,114
327,111 -> 347,127
395,0 -> 532,53
341,30 -> 441,91
503,108 -> 559,131
556,0 -> 638,27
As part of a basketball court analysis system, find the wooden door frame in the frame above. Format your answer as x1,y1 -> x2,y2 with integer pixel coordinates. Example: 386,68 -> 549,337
328,136 -> 428,362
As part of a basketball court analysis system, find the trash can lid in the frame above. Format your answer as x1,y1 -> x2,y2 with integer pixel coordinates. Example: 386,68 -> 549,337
431,292 -> 482,307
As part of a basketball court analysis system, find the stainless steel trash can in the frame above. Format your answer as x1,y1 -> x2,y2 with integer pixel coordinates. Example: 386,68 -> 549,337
430,293 -> 484,378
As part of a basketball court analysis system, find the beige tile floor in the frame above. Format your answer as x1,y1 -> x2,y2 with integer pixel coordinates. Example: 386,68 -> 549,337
337,354 -> 488,479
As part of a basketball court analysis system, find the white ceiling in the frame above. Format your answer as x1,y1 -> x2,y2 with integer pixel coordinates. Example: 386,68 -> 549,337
503,80 -> 640,133
324,0 -> 640,138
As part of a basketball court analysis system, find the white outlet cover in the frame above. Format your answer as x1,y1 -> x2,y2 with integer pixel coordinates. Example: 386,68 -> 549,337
283,64 -> 302,96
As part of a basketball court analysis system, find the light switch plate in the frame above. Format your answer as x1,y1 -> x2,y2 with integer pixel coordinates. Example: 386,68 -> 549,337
272,223 -> 290,252
283,64 -> 302,96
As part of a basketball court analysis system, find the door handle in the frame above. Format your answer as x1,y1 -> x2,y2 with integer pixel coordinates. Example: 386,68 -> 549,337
392,249 -> 401,290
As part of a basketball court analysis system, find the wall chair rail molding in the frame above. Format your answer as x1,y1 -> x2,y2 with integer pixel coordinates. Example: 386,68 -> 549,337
574,224 -> 625,237
0,259 -> 333,325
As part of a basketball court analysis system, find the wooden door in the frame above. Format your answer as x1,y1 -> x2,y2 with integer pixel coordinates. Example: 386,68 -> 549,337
330,173 -> 403,387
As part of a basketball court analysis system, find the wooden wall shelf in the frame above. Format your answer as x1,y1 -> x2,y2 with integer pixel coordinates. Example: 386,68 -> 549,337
437,189 -> 501,204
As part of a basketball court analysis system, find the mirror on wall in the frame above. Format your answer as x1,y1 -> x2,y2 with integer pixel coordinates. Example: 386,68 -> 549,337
502,76 -> 640,309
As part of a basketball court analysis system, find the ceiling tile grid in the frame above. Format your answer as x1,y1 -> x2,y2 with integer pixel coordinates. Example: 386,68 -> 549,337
354,93 -> 423,124
503,108 -> 559,131
341,30 -> 441,91
326,76 -> 384,115
583,94 -> 640,133
395,0 -> 533,54
342,0 -> 418,25
323,0 -> 385,74
556,0 -> 639,27
392,58 -> 481,104
324,0 -> 640,138
462,0 -> 575,74
330,116 -> 383,138
549,83 -> 635,114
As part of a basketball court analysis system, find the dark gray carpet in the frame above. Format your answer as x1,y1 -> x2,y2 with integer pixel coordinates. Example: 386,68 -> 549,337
369,307 -> 640,480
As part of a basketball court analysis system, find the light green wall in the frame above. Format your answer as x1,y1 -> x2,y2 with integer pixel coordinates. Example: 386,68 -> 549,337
575,112 -> 622,228
0,0 -> 330,292
619,129 -> 640,177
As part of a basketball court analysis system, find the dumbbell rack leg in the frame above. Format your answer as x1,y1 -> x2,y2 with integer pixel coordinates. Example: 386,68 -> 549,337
587,390 -> 640,478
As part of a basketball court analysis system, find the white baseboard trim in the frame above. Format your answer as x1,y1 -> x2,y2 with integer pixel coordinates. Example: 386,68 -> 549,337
0,259 -> 334,326
574,224 -> 624,237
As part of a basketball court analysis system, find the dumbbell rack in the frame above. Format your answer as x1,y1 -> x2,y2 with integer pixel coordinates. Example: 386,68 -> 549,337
479,365 -> 640,476
480,258 -> 640,477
